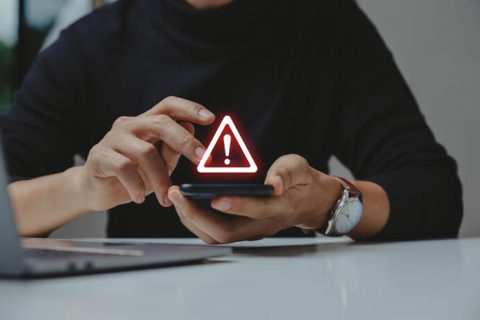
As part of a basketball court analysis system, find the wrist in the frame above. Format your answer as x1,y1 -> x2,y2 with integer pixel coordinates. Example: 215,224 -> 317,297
321,176 -> 364,237
299,172 -> 342,231
62,166 -> 91,216
323,174 -> 343,213
315,174 -> 343,229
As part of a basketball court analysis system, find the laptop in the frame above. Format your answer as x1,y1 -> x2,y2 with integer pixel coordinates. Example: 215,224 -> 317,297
0,141 -> 231,278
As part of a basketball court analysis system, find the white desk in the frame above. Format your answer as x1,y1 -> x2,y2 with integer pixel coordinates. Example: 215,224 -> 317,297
1,237 -> 479,320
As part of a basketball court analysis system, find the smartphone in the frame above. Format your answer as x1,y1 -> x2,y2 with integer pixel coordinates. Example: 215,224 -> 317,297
180,183 -> 274,200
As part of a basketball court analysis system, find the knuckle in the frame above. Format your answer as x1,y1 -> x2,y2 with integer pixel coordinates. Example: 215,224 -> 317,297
279,154 -> 307,167
112,116 -> 130,128
88,144 -> 101,157
180,133 -> 196,149
276,167 -> 293,182
276,154 -> 293,164
152,114 -> 170,127
276,167 -> 288,177
99,148 -> 112,160
138,143 -> 158,158
162,96 -> 177,104
159,96 -> 177,112
289,153 -> 306,162
294,157 -> 309,171
116,158 -> 136,172
88,145 -> 108,164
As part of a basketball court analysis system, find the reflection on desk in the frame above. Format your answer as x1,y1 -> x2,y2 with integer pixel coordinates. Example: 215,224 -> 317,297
1,237 -> 479,320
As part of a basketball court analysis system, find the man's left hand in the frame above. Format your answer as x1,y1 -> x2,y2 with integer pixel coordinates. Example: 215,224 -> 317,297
168,154 -> 342,244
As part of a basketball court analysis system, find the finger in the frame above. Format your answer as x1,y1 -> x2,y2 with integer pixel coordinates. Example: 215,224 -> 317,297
176,205 -> 219,244
94,148 -> 146,204
137,166 -> 154,194
110,136 -> 172,207
159,143 -> 177,177
160,122 -> 195,176
167,186 -> 218,244
265,154 -> 311,195
181,218 -> 219,245
122,115 -> 206,164
142,96 -> 215,125
168,187 -> 279,244
210,195 -> 289,220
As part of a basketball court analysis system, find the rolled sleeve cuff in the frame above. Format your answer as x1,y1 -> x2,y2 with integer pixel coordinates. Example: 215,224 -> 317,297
364,168 -> 427,241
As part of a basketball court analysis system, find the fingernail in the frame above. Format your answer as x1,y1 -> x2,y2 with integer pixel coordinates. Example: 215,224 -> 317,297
199,109 -> 214,120
213,199 -> 231,211
195,147 -> 206,160
168,192 -> 182,208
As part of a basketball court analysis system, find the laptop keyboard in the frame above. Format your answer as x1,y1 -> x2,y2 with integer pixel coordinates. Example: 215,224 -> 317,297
25,248 -> 122,259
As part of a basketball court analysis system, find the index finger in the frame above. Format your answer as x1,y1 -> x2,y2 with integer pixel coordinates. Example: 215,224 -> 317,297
143,96 -> 215,125
125,115 -> 206,164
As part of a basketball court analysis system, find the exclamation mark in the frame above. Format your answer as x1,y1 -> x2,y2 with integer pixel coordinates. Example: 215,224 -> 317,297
224,134 -> 231,165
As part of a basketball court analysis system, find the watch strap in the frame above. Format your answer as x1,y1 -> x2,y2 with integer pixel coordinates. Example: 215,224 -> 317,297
333,176 -> 361,197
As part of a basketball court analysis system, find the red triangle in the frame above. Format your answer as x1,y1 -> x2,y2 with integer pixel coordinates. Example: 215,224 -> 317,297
197,116 -> 257,173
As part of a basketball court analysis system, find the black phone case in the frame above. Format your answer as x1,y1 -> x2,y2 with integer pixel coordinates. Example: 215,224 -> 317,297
180,183 -> 274,200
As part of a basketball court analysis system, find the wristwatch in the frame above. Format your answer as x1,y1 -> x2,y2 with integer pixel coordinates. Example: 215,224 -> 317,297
320,176 -> 363,237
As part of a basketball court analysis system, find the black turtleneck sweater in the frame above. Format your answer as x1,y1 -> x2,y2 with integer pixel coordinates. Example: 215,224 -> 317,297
0,0 -> 463,240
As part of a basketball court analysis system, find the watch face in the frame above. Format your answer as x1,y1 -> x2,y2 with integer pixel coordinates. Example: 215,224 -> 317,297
334,198 -> 363,234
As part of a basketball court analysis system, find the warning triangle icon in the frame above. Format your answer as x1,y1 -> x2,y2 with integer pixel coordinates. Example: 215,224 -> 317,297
197,116 -> 258,173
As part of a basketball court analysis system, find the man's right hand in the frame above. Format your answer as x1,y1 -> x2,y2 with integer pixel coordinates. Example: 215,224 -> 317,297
76,96 -> 215,212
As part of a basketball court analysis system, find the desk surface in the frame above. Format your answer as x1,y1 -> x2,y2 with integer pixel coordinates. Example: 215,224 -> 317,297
1,237 -> 479,320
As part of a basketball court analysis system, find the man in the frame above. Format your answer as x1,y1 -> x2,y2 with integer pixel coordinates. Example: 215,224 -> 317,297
0,0 -> 462,243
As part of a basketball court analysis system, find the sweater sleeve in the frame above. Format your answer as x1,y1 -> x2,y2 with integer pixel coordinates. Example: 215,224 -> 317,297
331,0 -> 463,240
0,27 -> 85,182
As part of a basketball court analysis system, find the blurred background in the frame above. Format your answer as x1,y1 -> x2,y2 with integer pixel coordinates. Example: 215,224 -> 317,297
0,0 -> 479,238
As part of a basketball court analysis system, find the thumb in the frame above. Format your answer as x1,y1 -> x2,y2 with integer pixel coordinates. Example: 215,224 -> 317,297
265,154 -> 311,196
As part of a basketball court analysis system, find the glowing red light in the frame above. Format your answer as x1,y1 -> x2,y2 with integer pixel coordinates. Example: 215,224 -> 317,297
197,116 -> 257,173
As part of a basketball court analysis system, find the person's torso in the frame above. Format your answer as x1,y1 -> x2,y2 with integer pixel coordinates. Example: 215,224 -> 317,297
72,0 -> 342,237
